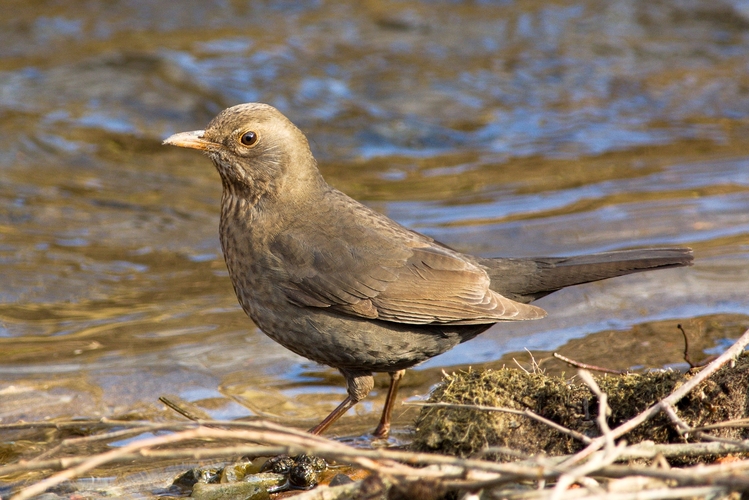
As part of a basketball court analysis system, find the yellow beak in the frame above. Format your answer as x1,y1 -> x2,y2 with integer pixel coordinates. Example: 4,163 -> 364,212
163,130 -> 214,150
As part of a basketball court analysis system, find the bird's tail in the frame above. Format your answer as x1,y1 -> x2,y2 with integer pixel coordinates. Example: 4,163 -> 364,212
482,247 -> 694,304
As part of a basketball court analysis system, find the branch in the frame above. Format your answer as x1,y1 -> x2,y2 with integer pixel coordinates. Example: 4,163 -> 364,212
560,327 -> 749,468
552,353 -> 625,375
404,401 -> 592,444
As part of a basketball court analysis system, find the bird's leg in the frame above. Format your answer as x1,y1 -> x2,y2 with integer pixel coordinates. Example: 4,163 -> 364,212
308,396 -> 356,435
308,370 -> 374,435
372,369 -> 406,439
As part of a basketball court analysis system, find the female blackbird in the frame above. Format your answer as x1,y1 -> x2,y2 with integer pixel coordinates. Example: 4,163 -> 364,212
164,103 -> 693,437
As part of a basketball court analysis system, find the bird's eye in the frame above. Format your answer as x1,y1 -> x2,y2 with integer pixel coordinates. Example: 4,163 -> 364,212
240,131 -> 258,147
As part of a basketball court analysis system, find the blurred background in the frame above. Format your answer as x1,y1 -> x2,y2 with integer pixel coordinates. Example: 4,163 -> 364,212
1,0 -> 749,493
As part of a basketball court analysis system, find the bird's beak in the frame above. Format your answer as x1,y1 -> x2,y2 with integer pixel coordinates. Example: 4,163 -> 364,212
162,130 -> 214,151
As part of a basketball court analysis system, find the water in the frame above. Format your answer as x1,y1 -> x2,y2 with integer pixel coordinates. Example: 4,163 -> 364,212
1,0 -> 749,495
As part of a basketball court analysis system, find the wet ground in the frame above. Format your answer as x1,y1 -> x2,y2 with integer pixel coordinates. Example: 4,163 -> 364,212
1,0 -> 749,496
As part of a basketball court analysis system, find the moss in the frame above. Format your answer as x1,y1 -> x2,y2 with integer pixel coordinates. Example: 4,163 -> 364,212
412,354 -> 749,461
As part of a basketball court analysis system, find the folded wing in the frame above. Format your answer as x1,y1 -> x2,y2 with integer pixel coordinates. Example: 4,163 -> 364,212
269,212 -> 546,325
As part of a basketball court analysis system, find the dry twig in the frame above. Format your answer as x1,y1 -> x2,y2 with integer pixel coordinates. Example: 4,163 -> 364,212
560,327 -> 749,468
404,401 -> 593,444
4,328 -> 749,500
552,353 -> 625,375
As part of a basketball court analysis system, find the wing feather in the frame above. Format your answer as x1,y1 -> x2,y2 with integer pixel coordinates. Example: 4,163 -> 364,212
269,192 -> 546,325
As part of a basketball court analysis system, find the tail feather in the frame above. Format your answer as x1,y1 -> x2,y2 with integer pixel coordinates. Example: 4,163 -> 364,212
482,248 -> 693,304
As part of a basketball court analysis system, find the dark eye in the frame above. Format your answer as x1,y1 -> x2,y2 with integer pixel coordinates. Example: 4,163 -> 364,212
240,131 -> 258,146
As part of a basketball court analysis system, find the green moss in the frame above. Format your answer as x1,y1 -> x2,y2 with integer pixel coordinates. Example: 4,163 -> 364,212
412,354 -> 749,461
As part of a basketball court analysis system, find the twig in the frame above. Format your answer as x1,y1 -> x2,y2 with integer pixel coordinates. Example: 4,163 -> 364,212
159,395 -> 208,421
553,442 -> 627,499
599,461 -> 749,488
497,485 -> 728,500
677,324 -> 695,368
526,348 -> 542,373
6,417 -> 749,499
403,401 -> 592,444
10,428 -> 213,500
8,422 -> 346,500
577,371 -> 614,452
21,417 -> 671,498
661,402 -> 691,434
552,371 -> 619,498
0,420 -> 116,431
552,353 -> 624,375
556,367 -> 622,497
559,327 -> 749,468
0,445 -> 287,476
26,425 -> 155,462
677,324 -> 716,369
514,357 -> 531,374
8,422 -> 571,499
614,439 -> 749,459
284,479 -> 367,500
516,440 -> 749,466
7,329 -> 749,499
0,418 -> 292,432
690,418 -> 749,432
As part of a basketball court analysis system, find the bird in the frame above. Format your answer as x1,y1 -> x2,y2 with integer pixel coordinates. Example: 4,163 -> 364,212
163,103 -> 693,438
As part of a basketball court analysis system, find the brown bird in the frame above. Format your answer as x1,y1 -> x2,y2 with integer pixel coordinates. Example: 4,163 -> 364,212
164,103 -> 693,438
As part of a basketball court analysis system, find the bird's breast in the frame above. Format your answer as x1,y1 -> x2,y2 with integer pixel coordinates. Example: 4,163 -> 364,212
218,196 -> 291,326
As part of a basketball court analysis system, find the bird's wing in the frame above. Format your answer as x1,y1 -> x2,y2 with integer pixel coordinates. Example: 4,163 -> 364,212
269,209 -> 545,325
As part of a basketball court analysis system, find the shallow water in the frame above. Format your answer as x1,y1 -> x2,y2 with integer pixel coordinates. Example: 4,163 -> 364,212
1,0 -> 749,496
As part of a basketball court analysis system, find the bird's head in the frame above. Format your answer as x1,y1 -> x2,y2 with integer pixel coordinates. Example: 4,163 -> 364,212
164,103 -> 320,202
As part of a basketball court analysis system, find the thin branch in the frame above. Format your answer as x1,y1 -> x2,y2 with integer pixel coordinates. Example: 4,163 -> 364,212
159,395 -> 207,421
552,353 -> 624,375
404,401 -> 592,444
577,370 -> 613,451
661,402 -> 691,434
525,348 -> 542,373
494,485 -> 728,500
26,425 -> 155,463
513,357 -> 531,374
615,439 -> 749,459
690,418 -> 749,432
0,445 -> 287,476
0,418 -> 296,432
677,324 -> 695,368
6,329 -> 749,500
11,428 -> 213,500
6,418 -> 749,498
559,327 -> 749,468
599,461 -> 749,489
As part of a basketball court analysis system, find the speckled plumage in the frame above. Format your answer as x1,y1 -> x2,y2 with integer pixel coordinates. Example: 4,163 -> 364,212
164,103 -> 693,437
